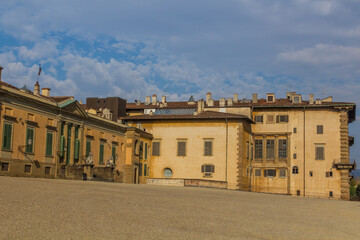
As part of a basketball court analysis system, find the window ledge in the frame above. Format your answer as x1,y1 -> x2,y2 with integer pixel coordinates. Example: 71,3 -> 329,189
1,149 -> 13,152
24,152 -> 34,156
3,115 -> 17,121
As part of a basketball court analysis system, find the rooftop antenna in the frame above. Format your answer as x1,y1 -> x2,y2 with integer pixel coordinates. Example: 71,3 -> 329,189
37,64 -> 42,82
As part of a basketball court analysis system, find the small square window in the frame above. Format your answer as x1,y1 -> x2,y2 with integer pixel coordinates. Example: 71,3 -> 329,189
254,115 -> 263,123
293,153 -> 297,159
297,190 -> 301,196
329,191 -> 333,197
24,165 -> 31,173
326,171 -> 333,177
279,168 -> 286,178
293,128 -> 297,133
267,95 -> 274,102
255,169 -> 261,177
292,166 -> 299,174
309,171 -> 313,177
45,167 -> 51,175
1,162 -> 9,171
317,125 -> 323,134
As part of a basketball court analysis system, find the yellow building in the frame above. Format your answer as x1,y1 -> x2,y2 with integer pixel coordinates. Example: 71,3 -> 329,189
125,93 -> 356,200
0,71 -> 151,183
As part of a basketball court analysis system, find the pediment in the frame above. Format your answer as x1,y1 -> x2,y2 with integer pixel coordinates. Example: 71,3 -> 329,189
59,99 -> 88,118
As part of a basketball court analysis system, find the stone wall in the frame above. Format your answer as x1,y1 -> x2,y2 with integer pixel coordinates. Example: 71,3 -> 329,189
0,158 -> 55,178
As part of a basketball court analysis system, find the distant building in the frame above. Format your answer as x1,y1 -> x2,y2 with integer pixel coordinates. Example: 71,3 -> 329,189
123,92 -> 356,200
85,97 -> 127,121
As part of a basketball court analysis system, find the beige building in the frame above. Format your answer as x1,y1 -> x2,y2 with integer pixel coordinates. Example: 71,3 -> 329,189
124,93 -> 356,200
0,68 -> 151,183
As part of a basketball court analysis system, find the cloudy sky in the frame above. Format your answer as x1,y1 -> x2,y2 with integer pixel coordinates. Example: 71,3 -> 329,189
0,0 -> 359,165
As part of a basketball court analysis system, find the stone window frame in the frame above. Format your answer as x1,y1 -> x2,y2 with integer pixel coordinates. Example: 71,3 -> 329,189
254,168 -> 261,177
315,144 -> 325,160
177,138 -> 187,157
203,138 -> 214,156
279,168 -> 287,178
152,140 -> 161,156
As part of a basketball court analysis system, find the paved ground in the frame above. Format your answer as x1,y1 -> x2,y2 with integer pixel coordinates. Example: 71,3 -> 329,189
0,177 -> 360,240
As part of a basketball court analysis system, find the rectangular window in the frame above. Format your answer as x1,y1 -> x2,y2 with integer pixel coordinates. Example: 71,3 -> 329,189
86,140 -> 91,157
255,169 -> 261,177
315,146 -> 324,160
144,143 -> 148,159
254,115 -> 263,123
264,169 -> 276,177
254,140 -> 263,159
276,115 -> 289,123
152,142 -> 160,156
267,95 -> 274,102
45,132 -> 53,156
25,127 -> 35,153
45,167 -> 51,175
112,146 -> 116,164
309,171 -> 313,177
317,125 -> 323,134
204,140 -> 213,156
139,141 -> 143,159
266,139 -> 275,159
293,153 -> 297,159
139,163 -> 142,176
293,128 -> 297,133
267,115 -> 275,123
60,135 -> 65,157
177,141 -> 186,156
278,139 -> 287,159
2,123 -> 12,150
144,164 -> 147,176
279,168 -> 286,178
99,143 -> 104,164
24,164 -> 31,173
201,164 -> 215,173
246,142 -> 249,159
326,171 -> 333,178
1,162 -> 9,171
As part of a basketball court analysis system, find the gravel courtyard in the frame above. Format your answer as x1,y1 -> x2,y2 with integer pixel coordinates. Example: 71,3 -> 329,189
0,176 -> 359,240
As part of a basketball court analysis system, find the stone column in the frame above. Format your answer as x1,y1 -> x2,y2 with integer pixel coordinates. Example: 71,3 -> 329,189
79,124 -> 84,164
70,125 -> 75,165
274,135 -> 279,164
63,123 -> 69,165
262,135 -> 266,165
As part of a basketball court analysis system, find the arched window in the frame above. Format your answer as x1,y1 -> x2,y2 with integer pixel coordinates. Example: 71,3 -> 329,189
292,166 -> 299,174
164,168 -> 173,178
134,140 -> 139,155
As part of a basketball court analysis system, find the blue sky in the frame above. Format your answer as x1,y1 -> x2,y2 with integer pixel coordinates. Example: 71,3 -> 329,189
0,0 -> 359,166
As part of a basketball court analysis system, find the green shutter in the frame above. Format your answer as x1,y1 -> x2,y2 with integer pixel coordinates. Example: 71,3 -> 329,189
99,143 -> 104,164
25,128 -> 34,153
144,164 -> 147,176
2,123 -> 12,150
144,143 -> 147,160
45,132 -> 53,156
74,139 -> 80,159
60,135 -> 65,157
139,163 -> 142,176
86,140 -> 91,157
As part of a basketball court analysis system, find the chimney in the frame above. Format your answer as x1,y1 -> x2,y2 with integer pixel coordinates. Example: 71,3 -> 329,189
219,98 -> 226,107
145,96 -> 151,105
34,81 -> 40,96
227,97 -> 233,106
42,88 -> 50,97
309,94 -> 314,104
252,93 -> 258,103
162,96 -> 166,104
206,92 -> 212,104
0,66 -> 3,82
233,93 -> 238,103
197,99 -> 204,114
135,100 -> 141,106
152,94 -> 157,105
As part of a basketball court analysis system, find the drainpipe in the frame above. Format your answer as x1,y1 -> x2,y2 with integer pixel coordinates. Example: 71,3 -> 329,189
225,117 -> 228,185
303,106 -> 306,197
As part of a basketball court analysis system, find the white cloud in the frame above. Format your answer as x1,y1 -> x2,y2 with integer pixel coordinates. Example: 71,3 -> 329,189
17,40 -> 59,60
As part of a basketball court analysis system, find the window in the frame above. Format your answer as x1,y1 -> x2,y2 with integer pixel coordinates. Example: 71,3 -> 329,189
278,139 -> 287,158
86,140 -> 91,157
276,115 -> 289,123
315,146 -> 325,160
204,140 -> 213,156
329,191 -> 333,197
293,96 -> 300,103
25,127 -> 35,153
112,146 -> 116,164
309,171 -> 313,177
254,115 -> 263,123
293,153 -> 297,159
326,171 -> 333,177
292,166 -> 299,174
266,139 -> 275,159
2,123 -> 12,150
255,169 -> 261,177
45,167 -> 51,175
279,168 -> 286,178
177,141 -> 186,156
201,164 -> 215,177
24,165 -> 31,173
45,132 -> 53,156
317,125 -> 323,134
267,95 -> 274,102
144,164 -> 147,176
99,143 -> 104,164
139,141 -> 143,159
254,140 -> 263,159
297,190 -> 301,196
246,142 -> 249,159
264,169 -> 276,177
293,128 -> 297,133
164,168 -> 172,177
144,143 -> 148,159
152,142 -> 160,156
1,162 -> 9,171
139,163 -> 142,176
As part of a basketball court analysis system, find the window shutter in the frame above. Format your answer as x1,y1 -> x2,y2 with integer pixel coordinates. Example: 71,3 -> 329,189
99,143 -> 104,164
201,165 -> 205,173
204,141 -> 212,156
112,146 -> 116,160
276,115 -> 280,123
145,143 -> 148,159
25,128 -> 34,153
139,163 -> 142,176
144,164 -> 147,176
3,123 -> 12,150
211,165 -> 215,173
264,170 -> 267,177
152,142 -> 160,156
178,142 -> 186,156
46,132 -> 53,156
60,135 -> 65,157
85,140 -> 91,157
74,139 -> 80,159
